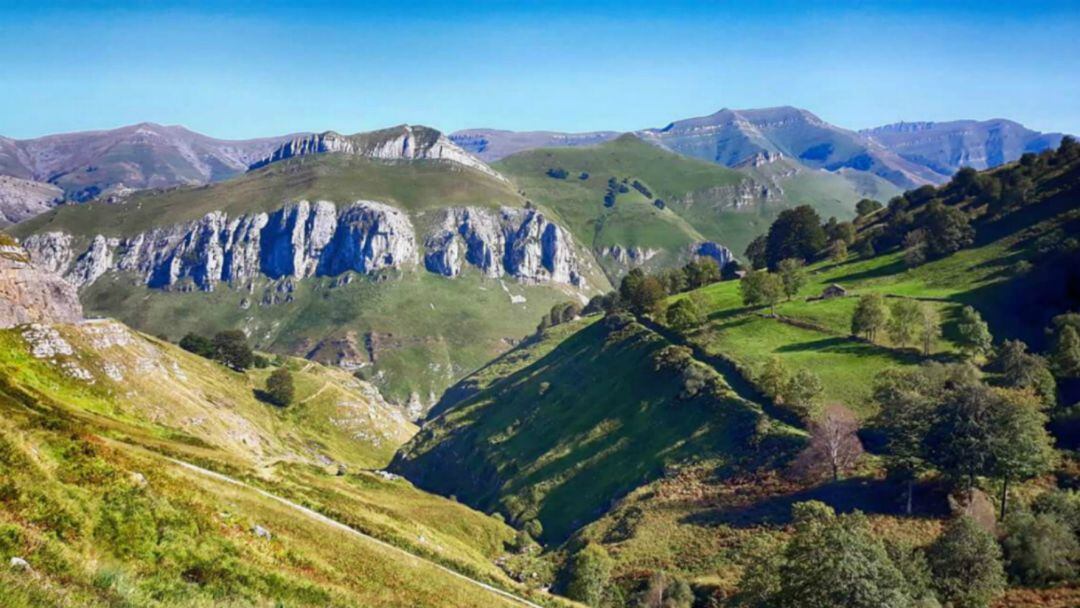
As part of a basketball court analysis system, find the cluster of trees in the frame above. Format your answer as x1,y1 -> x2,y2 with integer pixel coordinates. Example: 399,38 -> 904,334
757,356 -> 823,421
738,258 -> 806,313
849,295 -> 947,354
604,176 -> 630,207
584,257 -> 728,320
744,205 -> 857,270
179,330 -> 257,371
565,542 -> 694,608
858,136 -> 1079,263
536,300 -> 584,333
546,167 -> 569,179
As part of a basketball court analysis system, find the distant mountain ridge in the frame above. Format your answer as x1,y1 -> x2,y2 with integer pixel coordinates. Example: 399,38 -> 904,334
453,107 -> 1067,189
0,122 -> 298,201
859,118 -> 1064,176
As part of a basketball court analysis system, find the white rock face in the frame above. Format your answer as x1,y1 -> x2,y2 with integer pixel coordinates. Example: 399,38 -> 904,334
423,206 -> 585,286
22,201 -> 585,291
250,125 -> 505,181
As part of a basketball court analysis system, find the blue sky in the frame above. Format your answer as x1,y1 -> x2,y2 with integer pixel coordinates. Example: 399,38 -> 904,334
1,1 -> 1078,139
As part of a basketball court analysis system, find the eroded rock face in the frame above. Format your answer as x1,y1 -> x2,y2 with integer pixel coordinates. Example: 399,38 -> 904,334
22,201 -> 585,291
0,238 -> 83,328
693,242 -> 735,267
423,207 -> 585,286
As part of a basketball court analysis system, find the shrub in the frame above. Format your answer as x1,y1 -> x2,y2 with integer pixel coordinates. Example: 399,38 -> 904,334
546,167 -> 568,179
666,297 -> 703,330
927,516 -> 1005,608
566,543 -> 613,606
1001,511 -> 1079,586
179,333 -> 214,358
265,368 -> 295,407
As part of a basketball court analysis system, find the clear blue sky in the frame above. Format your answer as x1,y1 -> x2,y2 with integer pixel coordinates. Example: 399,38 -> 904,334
1,1 -> 1077,139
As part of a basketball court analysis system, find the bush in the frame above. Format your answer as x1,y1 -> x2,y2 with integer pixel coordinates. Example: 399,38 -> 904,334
1001,511 -> 1079,586
666,297 -> 703,330
211,330 -> 254,370
566,543 -> 613,606
546,167 -> 569,179
927,516 -> 1005,608
265,368 -> 295,407
179,333 -> 214,358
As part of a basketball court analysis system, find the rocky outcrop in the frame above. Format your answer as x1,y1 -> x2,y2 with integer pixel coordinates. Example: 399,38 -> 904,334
0,176 -> 63,227
250,125 -> 504,180
692,242 -> 735,267
423,207 -> 585,286
0,236 -> 83,328
22,201 -> 585,292
598,245 -> 660,266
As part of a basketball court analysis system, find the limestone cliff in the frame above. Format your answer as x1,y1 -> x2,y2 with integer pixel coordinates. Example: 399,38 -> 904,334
21,201 -> 586,292
0,235 -> 83,328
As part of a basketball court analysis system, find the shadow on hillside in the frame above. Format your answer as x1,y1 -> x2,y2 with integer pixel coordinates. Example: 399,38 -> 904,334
681,477 -> 950,529
828,258 -> 908,285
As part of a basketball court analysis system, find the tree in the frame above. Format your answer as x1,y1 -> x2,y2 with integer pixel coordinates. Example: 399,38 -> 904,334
987,389 -> 1055,519
829,239 -> 848,262
825,219 -> 857,245
923,201 -> 975,258
765,205 -> 827,268
917,303 -> 941,356
758,356 -> 790,402
856,198 -> 884,217
523,519 -> 543,539
1001,511 -> 1080,586
739,269 -> 783,315
739,501 -> 919,608
993,340 -> 1056,407
956,306 -> 992,359
887,298 -> 922,348
666,297 -> 703,330
265,367 -> 295,407
927,517 -> 1006,608
1052,324 -> 1080,378
852,293 -> 888,342
631,572 -> 694,608
620,269 -> 667,317
744,235 -> 768,270
793,404 -> 864,482
777,258 -> 806,301
211,330 -> 254,370
179,332 -> 214,358
566,543 -> 613,606
683,258 -> 720,288
782,368 -> 823,420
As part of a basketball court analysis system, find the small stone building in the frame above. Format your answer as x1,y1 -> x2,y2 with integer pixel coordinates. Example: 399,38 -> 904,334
821,284 -> 847,299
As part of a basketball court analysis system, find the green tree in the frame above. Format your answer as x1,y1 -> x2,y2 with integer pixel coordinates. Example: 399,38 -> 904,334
179,332 -> 214,358
777,258 -> 806,301
988,389 -> 1055,519
917,304 -> 941,356
956,306 -> 992,359
829,238 -> 848,262
566,542 -> 614,606
666,297 -> 703,330
683,257 -> 721,289
923,201 -> 975,258
739,501 -> 918,608
994,340 -> 1056,407
887,298 -> 922,348
744,235 -> 768,270
758,356 -> 790,402
739,269 -> 783,315
765,205 -> 827,268
852,293 -> 888,342
1052,324 -> 1080,378
1001,511 -> 1080,586
856,198 -> 884,217
782,369 -> 823,420
211,330 -> 254,370
632,571 -> 694,608
265,367 -> 295,407
620,269 -> 667,317
927,517 -> 1006,608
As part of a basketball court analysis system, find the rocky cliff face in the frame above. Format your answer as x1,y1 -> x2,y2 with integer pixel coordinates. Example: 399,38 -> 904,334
0,235 -> 83,328
22,201 -> 585,292
0,176 -> 64,227
250,125 -> 504,180
423,207 -> 585,286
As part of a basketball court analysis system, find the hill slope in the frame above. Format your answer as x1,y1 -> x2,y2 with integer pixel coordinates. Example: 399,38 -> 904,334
8,145 -> 607,410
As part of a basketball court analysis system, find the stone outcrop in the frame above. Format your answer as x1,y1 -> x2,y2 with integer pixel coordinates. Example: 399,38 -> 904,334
692,242 -> 735,267
0,236 -> 83,328
423,207 -> 584,286
250,125 -> 504,180
598,245 -> 660,266
0,175 -> 63,227
22,201 -> 585,292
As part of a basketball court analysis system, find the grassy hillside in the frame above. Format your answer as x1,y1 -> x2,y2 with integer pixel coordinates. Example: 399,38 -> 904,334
0,319 -> 570,607
391,314 -> 802,542
495,135 -> 894,275
12,154 -> 523,240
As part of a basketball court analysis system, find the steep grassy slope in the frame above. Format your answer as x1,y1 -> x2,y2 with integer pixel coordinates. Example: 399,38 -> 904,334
392,314 -> 802,542
495,135 -> 893,275
0,319 -> 566,606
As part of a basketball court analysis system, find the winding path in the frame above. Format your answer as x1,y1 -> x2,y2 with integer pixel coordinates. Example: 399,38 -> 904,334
166,458 -> 545,608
